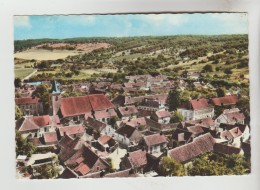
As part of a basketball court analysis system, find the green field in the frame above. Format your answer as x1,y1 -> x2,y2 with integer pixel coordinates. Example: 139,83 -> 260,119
15,68 -> 36,79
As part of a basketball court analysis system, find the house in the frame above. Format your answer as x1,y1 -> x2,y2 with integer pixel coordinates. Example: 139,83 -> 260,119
58,125 -> 85,139
118,106 -> 138,120
64,144 -> 109,176
16,115 -> 57,138
213,143 -> 243,155
138,97 -> 167,112
120,149 -> 148,174
145,118 -> 178,132
168,133 -> 215,164
58,135 -> 84,163
26,152 -> 57,167
42,132 -> 58,146
171,128 -> 193,147
215,108 -> 245,124
93,109 -> 118,123
112,94 -> 168,107
177,98 -> 214,121
184,117 -> 215,128
219,123 -> 250,141
15,96 -> 44,115
219,127 -> 243,147
115,125 -> 143,146
211,95 -> 239,108
104,168 -> 138,178
59,167 -> 78,179
97,135 -> 118,153
185,125 -> 207,137
58,94 -> 114,122
85,117 -> 107,135
142,133 -> 168,157
150,110 -> 171,124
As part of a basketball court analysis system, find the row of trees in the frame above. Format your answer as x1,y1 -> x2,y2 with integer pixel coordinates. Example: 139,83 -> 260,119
159,152 -> 250,176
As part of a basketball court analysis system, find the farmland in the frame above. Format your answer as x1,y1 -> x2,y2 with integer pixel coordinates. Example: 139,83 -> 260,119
14,68 -> 36,79
15,49 -> 82,60
14,35 -> 249,86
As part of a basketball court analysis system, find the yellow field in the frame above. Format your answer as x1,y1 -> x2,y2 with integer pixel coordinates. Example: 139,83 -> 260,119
14,49 -> 82,61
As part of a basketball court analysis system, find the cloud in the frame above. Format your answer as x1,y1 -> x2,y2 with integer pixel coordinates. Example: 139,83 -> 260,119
57,15 -> 96,25
209,13 -> 248,34
142,14 -> 188,26
14,16 -> 31,28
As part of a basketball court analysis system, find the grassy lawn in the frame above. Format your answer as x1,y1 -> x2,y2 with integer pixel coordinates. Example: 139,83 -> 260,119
15,68 -> 36,79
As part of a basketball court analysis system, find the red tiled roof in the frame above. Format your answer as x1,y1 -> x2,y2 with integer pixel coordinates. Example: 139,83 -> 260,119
64,144 -> 105,176
88,94 -> 114,111
118,106 -> 138,116
144,133 -> 168,146
74,162 -> 90,175
225,112 -> 245,122
180,98 -> 213,110
58,136 -> 84,162
155,110 -> 171,118
125,117 -> 146,128
59,125 -> 85,136
186,118 -> 215,127
128,149 -> 147,167
168,133 -> 215,163
186,125 -> 205,135
43,132 -> 58,144
211,95 -> 239,106
60,95 -> 92,118
229,127 -> 243,138
32,115 -> 51,126
104,169 -> 136,178
213,143 -> 241,155
94,109 -> 117,120
16,117 -> 39,132
220,130 -> 233,141
60,94 -> 114,118
98,135 -> 112,145
15,97 -> 41,104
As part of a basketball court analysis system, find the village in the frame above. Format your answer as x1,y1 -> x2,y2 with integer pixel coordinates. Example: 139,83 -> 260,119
15,73 -> 251,179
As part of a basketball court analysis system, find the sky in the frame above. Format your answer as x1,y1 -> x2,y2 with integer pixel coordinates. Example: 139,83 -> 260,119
14,13 -> 248,40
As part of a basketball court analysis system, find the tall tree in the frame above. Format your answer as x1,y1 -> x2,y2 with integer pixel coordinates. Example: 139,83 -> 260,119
167,88 -> 182,111
14,78 -> 22,88
32,84 -> 50,113
159,156 -> 186,176
16,131 -> 36,157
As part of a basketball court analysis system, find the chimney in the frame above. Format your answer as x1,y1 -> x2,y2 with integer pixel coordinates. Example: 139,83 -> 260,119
125,107 -> 129,111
